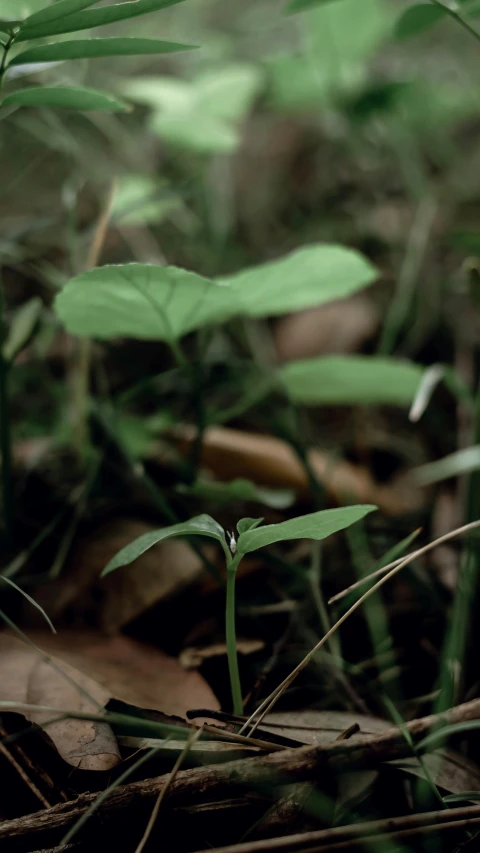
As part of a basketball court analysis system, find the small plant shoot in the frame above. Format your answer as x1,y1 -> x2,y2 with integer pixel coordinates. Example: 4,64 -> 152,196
102,505 -> 376,714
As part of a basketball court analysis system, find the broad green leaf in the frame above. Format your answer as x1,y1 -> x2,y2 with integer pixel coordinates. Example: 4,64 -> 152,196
3,297 -> 42,362
102,514 -> 227,576
237,518 -> 264,536
9,37 -> 196,66
280,355 -> 423,407
217,245 -> 378,318
22,0 -> 99,28
150,111 -> 239,154
2,86 -> 128,111
54,264 -> 240,342
237,505 -> 376,554
16,0 -> 187,41
395,4 -> 447,39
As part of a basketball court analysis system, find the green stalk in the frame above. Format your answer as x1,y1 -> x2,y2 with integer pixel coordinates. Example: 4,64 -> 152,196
0,271 -> 13,553
226,552 -> 243,715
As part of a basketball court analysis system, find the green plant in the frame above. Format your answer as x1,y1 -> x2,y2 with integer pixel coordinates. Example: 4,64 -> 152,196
101,505 -> 376,714
0,0 -> 193,543
0,0 -> 194,109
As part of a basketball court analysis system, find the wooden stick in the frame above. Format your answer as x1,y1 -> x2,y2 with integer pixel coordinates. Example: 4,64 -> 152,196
0,698 -> 479,851
194,809 -> 480,853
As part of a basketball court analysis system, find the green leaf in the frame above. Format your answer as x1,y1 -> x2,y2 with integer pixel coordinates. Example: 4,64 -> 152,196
419,721 -> 480,752
126,65 -> 262,155
237,518 -> 264,536
150,111 -> 239,154
443,792 -> 480,803
279,355 -> 423,406
1,86 -> 129,112
54,264 -> 240,342
395,4 -> 447,39
22,0 -> 99,28
179,479 -> 295,511
270,0 -> 389,110
112,175 -> 181,226
9,37 -> 196,66
287,0 -> 341,11
3,297 -> 42,362
16,0 -> 187,41
236,505 -> 376,554
102,514 -> 227,576
217,245 -> 378,318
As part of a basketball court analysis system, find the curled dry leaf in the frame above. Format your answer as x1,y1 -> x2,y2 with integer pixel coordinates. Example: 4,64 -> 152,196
0,634 -> 120,772
274,293 -> 379,363
172,426 -> 424,516
26,630 -> 219,719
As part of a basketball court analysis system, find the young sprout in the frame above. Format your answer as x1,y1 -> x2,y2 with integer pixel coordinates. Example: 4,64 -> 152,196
227,531 -> 237,554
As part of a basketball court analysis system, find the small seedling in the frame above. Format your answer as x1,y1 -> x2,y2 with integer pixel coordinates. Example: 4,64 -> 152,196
101,504 -> 376,715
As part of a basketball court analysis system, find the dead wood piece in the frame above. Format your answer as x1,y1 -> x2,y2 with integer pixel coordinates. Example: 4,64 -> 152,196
193,806 -> 480,853
1,698 -> 480,852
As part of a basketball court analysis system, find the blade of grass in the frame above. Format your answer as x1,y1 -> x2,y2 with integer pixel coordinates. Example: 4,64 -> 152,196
239,519 -> 480,737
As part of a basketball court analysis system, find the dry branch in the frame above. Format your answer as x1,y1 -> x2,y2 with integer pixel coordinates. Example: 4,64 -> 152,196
0,699 -> 479,852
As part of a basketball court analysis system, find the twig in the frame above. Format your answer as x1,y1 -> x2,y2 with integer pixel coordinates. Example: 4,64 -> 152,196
194,808 -> 480,853
1,698 -> 480,851
134,726 -> 203,853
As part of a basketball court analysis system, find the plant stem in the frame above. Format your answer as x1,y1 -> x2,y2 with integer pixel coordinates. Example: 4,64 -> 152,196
0,32 -> 14,89
0,271 -> 13,553
226,553 -> 243,715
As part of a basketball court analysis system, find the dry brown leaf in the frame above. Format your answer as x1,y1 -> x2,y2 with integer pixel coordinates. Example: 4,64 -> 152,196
172,426 -> 423,516
30,519 -> 209,634
26,630 -> 219,718
0,634 -> 119,771
274,293 -> 379,363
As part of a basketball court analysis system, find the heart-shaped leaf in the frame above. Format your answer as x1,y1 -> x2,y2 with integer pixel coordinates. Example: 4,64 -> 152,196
102,514 -> 228,576
236,505 -> 376,554
217,245 -> 378,318
54,264 -> 239,342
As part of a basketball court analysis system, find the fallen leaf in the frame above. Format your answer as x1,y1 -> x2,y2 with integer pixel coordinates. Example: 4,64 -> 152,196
30,519 -> 209,634
274,293 -> 379,363
171,426 -> 423,516
26,630 -> 220,719
0,634 -> 119,771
